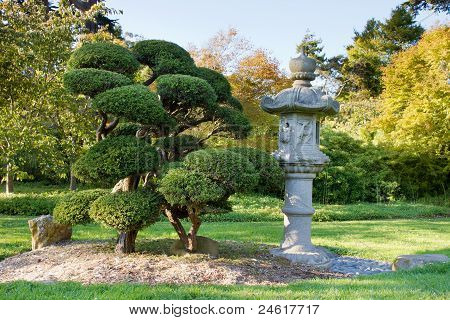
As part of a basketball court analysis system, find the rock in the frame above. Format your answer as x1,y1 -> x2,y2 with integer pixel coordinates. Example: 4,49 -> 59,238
28,215 -> 72,250
392,254 -> 449,271
170,236 -> 219,258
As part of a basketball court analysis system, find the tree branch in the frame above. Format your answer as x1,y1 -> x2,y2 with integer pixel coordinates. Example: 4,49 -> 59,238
165,208 -> 189,249
144,72 -> 158,86
104,117 -> 119,136
96,111 -> 107,141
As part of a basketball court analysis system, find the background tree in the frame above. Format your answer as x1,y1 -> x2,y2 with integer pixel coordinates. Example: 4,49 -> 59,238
402,0 -> 450,14
228,49 -> 290,104
339,6 -> 424,98
371,26 -> 449,158
0,0 -> 88,194
296,29 -> 326,67
188,27 -> 252,74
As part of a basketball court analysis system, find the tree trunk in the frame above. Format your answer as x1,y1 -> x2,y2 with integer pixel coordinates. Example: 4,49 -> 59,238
116,230 -> 138,254
5,164 -> 13,194
69,170 -> 77,191
165,209 -> 189,249
187,207 -> 202,252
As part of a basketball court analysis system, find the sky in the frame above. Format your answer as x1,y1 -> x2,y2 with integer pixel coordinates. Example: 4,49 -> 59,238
105,0 -> 447,69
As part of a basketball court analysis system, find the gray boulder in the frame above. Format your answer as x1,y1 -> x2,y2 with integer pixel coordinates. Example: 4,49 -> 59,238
393,254 -> 449,271
28,215 -> 72,250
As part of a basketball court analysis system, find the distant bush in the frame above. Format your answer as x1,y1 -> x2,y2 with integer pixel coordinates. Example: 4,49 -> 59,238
0,194 -> 57,216
53,189 -> 107,225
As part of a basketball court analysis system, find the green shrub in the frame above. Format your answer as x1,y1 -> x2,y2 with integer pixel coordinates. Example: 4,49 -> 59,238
195,67 -> 231,102
228,147 -> 284,197
226,96 -> 243,111
67,42 -> 140,77
53,189 -> 107,225
89,191 -> 161,232
72,136 -> 159,186
0,194 -> 57,216
315,127 -> 399,204
63,68 -> 133,97
92,84 -> 172,126
183,149 -> 258,194
132,40 -> 196,76
158,168 -> 225,207
156,74 -> 217,110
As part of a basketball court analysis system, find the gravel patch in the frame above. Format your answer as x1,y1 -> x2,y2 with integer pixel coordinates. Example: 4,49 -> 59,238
329,256 -> 392,275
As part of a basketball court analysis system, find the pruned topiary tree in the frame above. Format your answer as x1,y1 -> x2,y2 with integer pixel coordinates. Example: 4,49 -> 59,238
158,149 -> 258,252
63,39 -> 253,254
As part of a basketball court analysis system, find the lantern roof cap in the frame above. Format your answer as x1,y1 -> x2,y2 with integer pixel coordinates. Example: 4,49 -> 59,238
260,53 -> 339,116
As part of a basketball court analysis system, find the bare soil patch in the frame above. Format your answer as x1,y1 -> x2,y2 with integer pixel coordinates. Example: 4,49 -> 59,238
0,240 -> 346,285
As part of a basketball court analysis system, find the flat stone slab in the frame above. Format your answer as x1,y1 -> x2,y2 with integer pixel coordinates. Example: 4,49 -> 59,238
271,245 -> 336,269
170,236 -> 219,258
393,254 -> 449,271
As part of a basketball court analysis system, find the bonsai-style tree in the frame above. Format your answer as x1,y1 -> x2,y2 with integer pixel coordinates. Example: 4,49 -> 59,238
158,149 -> 258,252
62,40 -> 252,253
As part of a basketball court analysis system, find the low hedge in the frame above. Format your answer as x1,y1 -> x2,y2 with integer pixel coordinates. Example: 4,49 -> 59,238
0,194 -> 59,216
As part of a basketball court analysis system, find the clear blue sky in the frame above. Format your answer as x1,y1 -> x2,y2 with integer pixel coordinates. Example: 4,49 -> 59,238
105,0 -> 447,69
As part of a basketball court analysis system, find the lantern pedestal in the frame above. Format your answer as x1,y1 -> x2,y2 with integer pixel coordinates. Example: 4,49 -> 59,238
270,171 -> 335,268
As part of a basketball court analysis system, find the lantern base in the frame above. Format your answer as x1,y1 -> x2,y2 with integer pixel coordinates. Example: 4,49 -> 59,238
270,245 -> 335,268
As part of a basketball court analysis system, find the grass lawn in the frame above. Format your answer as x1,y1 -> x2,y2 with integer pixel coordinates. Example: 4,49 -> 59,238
0,215 -> 449,299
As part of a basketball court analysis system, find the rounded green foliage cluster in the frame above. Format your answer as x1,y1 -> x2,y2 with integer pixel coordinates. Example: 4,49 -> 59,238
158,168 -> 225,207
183,149 -> 258,194
215,106 -> 252,139
226,96 -> 243,111
92,84 -> 171,126
89,191 -> 161,232
72,136 -> 159,186
195,67 -> 231,102
53,189 -> 107,226
63,68 -> 133,97
228,147 -> 284,197
132,40 -> 196,76
156,74 -> 217,110
67,42 -> 140,77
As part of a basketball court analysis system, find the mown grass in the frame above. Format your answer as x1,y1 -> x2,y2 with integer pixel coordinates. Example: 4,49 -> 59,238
1,263 -> 448,300
1,217 -> 449,299
1,215 -> 449,262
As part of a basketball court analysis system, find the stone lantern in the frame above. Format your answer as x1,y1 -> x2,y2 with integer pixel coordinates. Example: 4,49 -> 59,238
260,53 -> 339,267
